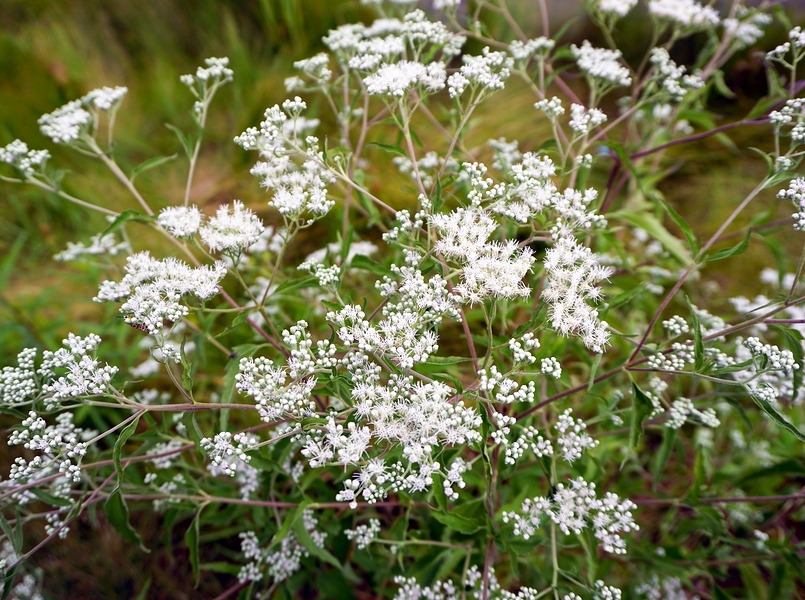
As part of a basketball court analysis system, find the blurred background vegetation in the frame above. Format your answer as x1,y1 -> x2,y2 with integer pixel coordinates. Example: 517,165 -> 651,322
0,0 -> 802,597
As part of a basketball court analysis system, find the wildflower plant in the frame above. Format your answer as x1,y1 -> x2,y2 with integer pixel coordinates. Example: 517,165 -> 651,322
2,0 -> 805,598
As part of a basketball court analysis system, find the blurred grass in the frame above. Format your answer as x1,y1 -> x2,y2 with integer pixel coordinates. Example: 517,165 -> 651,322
0,1 -> 803,597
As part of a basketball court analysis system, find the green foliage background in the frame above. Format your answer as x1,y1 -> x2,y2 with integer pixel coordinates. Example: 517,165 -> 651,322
0,1 -> 803,598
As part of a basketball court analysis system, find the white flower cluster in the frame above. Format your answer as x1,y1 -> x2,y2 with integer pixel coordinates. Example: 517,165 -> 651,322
319,11 -> 465,99
647,352 -> 687,371
431,207 -> 535,303
504,426 -> 553,465
38,86 -> 128,144
508,332 -> 540,364
199,200 -> 264,254
236,355 -> 317,423
556,408 -> 599,462
502,477 -> 638,554
447,47 -> 513,99
237,510 -> 326,584
321,10 -> 462,71
535,96 -> 565,120
180,57 -> 234,108
83,86 -> 128,111
302,368 -> 480,507
54,233 -> 129,262
594,580 -> 623,600
392,576 -> 460,600
95,252 -> 225,334
662,315 -> 689,337
365,60 -> 447,97
770,99 -> 805,146
38,334 -> 118,406
489,138 -> 522,172
9,411 -> 91,483
344,518 -> 381,550
235,98 -> 336,222
778,178 -> 805,230
7,574 -> 44,600
636,575 -> 687,600
0,348 -> 38,405
648,48 -> 704,101
569,103 -> 607,135
158,205 -> 203,238
666,397 -> 720,429
479,366 -> 537,404
0,139 -> 50,177
648,0 -> 720,28
542,236 -> 613,352
744,337 -> 799,373
571,41 -> 632,88
509,37 -> 555,62
723,9 -> 771,48
38,100 -> 92,144
200,432 -> 256,477
393,152 -> 460,188
595,0 -> 638,17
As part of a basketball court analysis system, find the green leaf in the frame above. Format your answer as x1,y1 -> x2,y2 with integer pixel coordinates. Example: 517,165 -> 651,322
739,459 -> 805,484
113,413 -> 142,487
605,282 -> 649,312
101,210 -> 156,237
747,95 -> 784,120
433,175 -> 443,213
652,429 -> 677,490
478,404 -> 493,487
273,275 -> 318,295
431,474 -> 448,512
103,489 -> 148,551
2,566 -> 18,600
291,510 -> 343,571
0,515 -> 16,554
654,195 -> 698,254
180,335 -> 194,402
705,228 -> 751,262
199,562 -> 242,575
365,141 -> 407,157
432,510 -> 482,535
751,393 -> 805,442
687,446 -> 707,503
424,356 -> 473,365
271,506 -> 301,550
130,154 -> 178,182
348,254 -> 387,275
30,487 -> 73,507
185,505 -> 203,586
711,70 -> 736,99
216,308 -> 254,338
165,123 -> 194,159
182,411 -> 204,447
628,383 -> 654,454
612,209 -> 691,265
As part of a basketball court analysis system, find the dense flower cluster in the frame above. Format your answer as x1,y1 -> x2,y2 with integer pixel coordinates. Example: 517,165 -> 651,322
648,0 -> 720,28
0,139 -> 50,177
503,477 -> 638,554
571,41 -> 632,88
94,252 -> 227,335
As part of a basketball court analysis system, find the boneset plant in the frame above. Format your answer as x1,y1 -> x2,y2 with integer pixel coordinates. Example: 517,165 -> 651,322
1,0 -> 805,598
